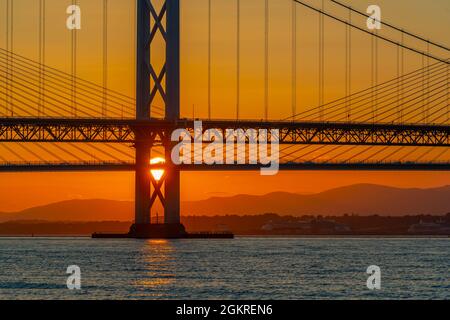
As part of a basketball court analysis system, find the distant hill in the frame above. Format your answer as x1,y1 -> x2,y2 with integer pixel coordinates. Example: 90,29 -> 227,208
0,199 -> 134,222
182,184 -> 450,216
0,184 -> 449,222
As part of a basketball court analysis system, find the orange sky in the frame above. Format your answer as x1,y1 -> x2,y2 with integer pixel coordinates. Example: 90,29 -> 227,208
0,0 -> 449,212
0,171 -> 448,212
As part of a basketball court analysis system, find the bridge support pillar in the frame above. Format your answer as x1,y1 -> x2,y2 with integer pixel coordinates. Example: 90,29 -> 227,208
164,156 -> 181,225
134,140 -> 151,225
130,139 -> 186,238
127,0 -> 185,239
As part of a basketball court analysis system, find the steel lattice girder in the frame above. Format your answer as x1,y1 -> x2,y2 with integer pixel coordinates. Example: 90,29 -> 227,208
0,161 -> 449,172
0,118 -> 449,146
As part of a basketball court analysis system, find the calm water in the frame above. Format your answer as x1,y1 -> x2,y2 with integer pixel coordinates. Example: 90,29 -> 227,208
0,237 -> 449,300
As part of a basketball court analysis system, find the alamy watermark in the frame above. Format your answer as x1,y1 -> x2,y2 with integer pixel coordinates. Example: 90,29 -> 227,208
366,265 -> 381,290
66,265 -> 81,290
367,5 -> 382,30
66,5 -> 81,30
171,121 -> 280,176
65,4 -> 382,31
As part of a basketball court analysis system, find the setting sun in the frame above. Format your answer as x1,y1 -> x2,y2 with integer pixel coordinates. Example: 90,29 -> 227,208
150,157 -> 166,181
0,0 -> 448,304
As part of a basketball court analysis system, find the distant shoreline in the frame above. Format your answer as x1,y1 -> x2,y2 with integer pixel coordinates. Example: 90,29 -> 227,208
0,234 -> 448,239
1,215 -> 450,238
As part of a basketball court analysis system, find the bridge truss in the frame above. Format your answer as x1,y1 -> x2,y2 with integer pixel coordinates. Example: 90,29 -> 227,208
0,118 -> 449,147
0,0 -> 449,236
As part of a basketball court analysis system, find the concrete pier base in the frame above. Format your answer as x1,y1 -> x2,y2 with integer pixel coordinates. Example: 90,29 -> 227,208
128,223 -> 187,239
92,223 -> 234,239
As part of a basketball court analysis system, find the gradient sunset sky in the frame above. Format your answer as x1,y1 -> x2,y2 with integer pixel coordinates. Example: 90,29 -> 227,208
0,0 -> 448,211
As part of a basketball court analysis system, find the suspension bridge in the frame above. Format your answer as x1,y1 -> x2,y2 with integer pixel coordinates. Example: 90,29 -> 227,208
0,0 -> 448,238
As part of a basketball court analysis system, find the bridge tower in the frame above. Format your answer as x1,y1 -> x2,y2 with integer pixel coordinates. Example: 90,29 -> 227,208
130,0 -> 185,238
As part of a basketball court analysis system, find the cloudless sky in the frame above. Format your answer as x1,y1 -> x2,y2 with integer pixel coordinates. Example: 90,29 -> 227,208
0,0 -> 448,211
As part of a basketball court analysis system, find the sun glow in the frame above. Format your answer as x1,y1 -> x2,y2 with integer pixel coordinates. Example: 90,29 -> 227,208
150,157 -> 165,181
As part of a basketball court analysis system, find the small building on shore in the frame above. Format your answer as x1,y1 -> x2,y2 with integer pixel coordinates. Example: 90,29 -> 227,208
408,220 -> 450,235
261,219 -> 351,235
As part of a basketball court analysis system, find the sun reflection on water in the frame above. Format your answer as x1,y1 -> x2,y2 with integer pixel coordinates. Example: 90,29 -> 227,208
133,240 -> 176,290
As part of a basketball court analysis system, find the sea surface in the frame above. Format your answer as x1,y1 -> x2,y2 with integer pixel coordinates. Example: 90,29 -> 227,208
0,237 -> 449,300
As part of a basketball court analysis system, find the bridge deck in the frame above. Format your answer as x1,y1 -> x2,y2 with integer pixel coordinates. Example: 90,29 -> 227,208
0,118 -> 449,146
0,161 -> 448,172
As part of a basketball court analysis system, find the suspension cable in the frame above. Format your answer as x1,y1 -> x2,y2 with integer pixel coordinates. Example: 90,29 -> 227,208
345,7 -> 351,120
329,0 -> 450,52
6,0 -> 14,116
0,55 -> 137,117
348,68 -> 448,120
0,48 -> 148,115
285,60 -> 446,121
370,25 -> 378,122
447,59 -> 449,124
336,67 -> 449,122
71,0 -> 78,117
4,0 -> 9,116
236,0 -> 240,120
396,44 -> 400,121
103,0 -> 108,117
292,0 -> 449,64
400,31 -> 405,122
426,42 -> 430,122
208,0 -> 212,120
292,0 -> 297,118
375,28 -> 378,121
1,144 -> 27,161
318,0 -> 324,119
39,0 -> 46,117
265,0 -> 269,120
290,66 -> 445,122
0,48 -> 136,102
